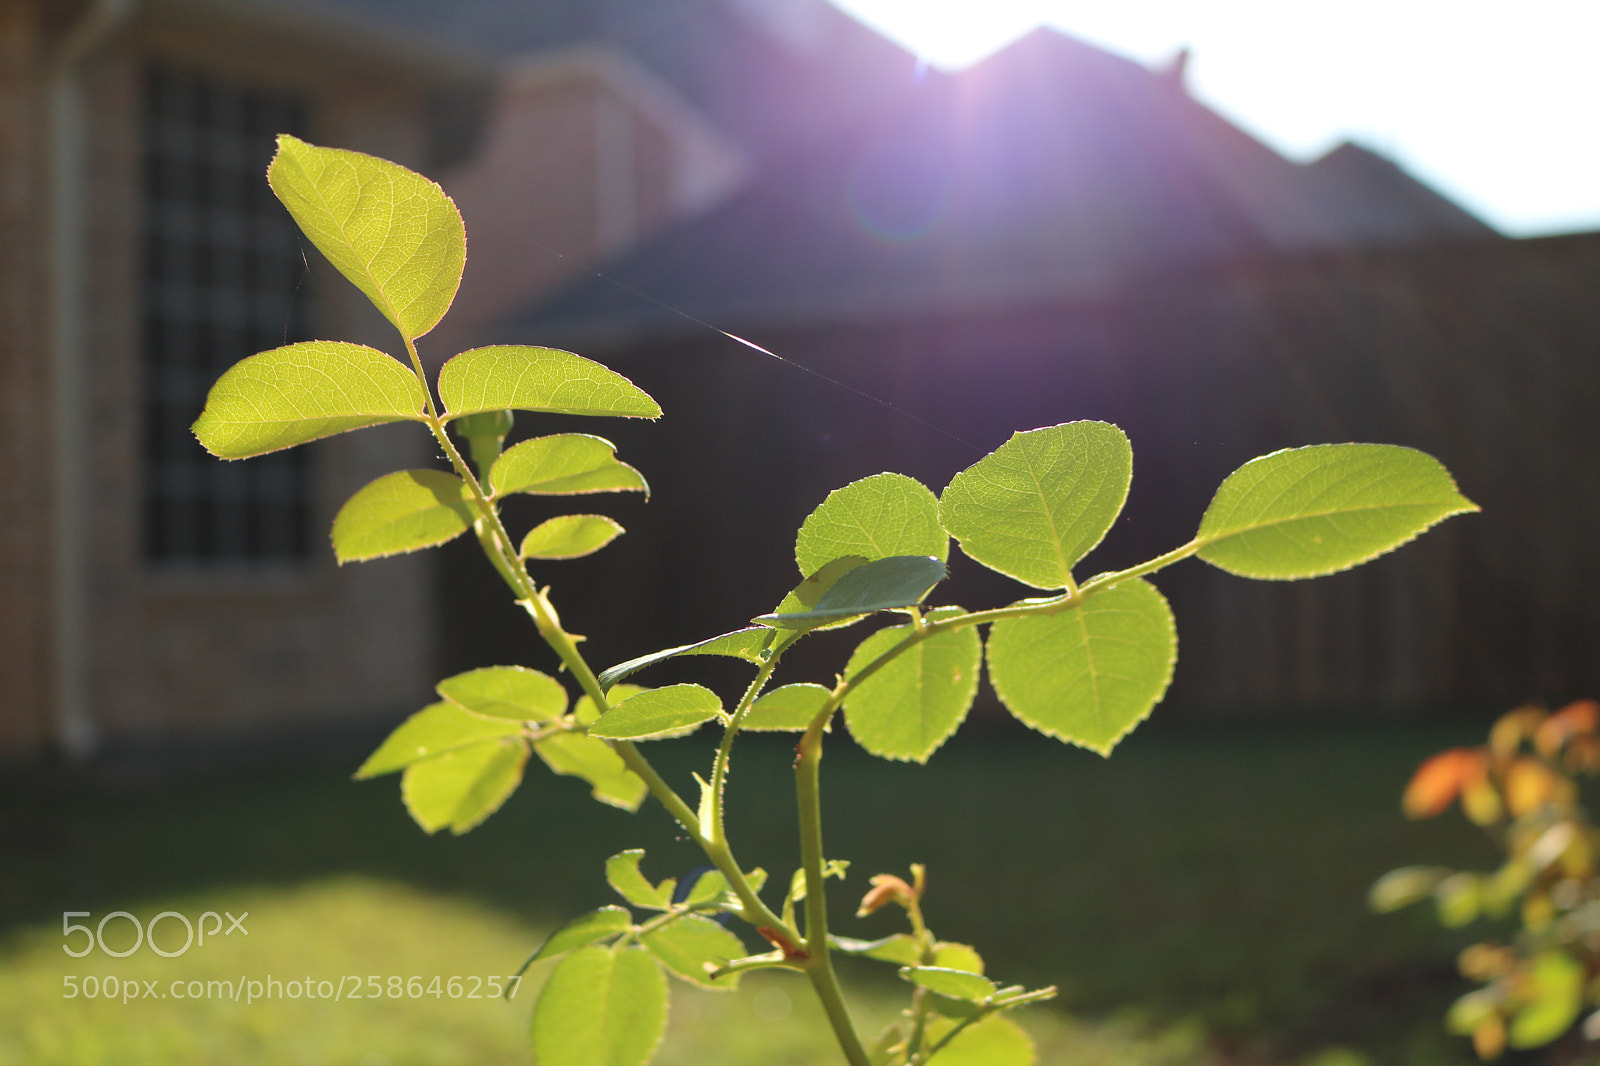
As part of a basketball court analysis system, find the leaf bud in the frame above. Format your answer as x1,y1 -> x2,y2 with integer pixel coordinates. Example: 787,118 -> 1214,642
857,874 -> 916,917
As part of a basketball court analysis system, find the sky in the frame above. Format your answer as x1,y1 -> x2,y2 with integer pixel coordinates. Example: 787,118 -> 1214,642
826,0 -> 1600,237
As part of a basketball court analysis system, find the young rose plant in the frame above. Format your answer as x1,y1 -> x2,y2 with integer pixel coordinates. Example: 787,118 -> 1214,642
194,136 -> 1479,1066
1372,700 -> 1600,1060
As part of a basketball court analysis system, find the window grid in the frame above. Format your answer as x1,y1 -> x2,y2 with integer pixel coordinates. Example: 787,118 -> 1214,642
141,63 -> 313,565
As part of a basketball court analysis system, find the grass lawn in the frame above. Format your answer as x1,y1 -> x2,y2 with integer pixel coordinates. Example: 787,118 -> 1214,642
1,718 -> 1507,1064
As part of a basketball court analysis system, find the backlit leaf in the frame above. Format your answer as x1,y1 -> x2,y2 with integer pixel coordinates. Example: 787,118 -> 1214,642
641,915 -> 747,989
590,684 -> 723,741
831,933 -> 921,966
607,850 -> 672,910
599,629 -> 773,691
530,945 -> 667,1066
439,346 -> 660,420
742,684 -> 831,732
574,684 -> 647,726
939,422 -> 1132,590
933,943 -> 985,974
400,737 -> 528,834
986,579 -> 1176,756
901,966 -> 996,1002
436,665 -> 567,722
332,469 -> 477,563
489,434 -> 647,497
843,620 -> 980,762
534,732 -> 647,811
1401,748 -> 1481,819
268,135 -> 463,340
355,702 -> 523,779
1195,443 -> 1478,579
524,906 -> 633,966
193,341 -> 426,459
926,1014 -> 1036,1066
520,515 -> 625,559
681,869 -> 732,906
757,556 -> 946,629
765,557 -> 870,638
795,472 -> 947,577
1509,951 -> 1584,1049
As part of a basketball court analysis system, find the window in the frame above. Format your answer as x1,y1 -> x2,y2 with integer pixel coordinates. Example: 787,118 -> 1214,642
141,63 -> 312,564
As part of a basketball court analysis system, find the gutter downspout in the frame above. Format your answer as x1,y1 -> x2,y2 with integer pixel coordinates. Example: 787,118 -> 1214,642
49,0 -> 136,759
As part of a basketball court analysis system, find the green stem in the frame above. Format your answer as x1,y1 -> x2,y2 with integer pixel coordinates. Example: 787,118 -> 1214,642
710,658 -> 780,847
796,720 -> 871,1066
397,337 -> 789,937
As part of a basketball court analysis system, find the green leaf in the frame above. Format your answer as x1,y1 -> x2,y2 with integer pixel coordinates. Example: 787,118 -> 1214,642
192,341 -> 427,459
439,346 -> 660,420
400,737 -> 528,834
901,966 -> 996,1002
456,409 -> 513,473
831,933 -> 922,966
589,684 -> 723,741
534,732 -> 648,811
939,422 -> 1132,590
598,629 -> 774,691
436,665 -> 567,722
986,579 -> 1176,756
757,556 -> 946,629
681,869 -> 731,907
355,702 -> 523,779
925,1014 -> 1036,1066
529,945 -> 667,1066
742,683 -> 831,732
268,135 -> 464,341
606,850 -> 673,910
843,621 -> 980,762
795,472 -> 948,577
1434,872 -> 1481,928
641,915 -> 748,989
1509,950 -> 1584,1048
1446,989 -> 1501,1036
1195,443 -> 1478,580
489,434 -> 648,497
933,943 -> 985,974
765,557 -> 870,639
524,906 -> 633,966
331,469 -> 476,563
1367,866 -> 1453,913
573,684 -> 646,726
520,515 -> 625,559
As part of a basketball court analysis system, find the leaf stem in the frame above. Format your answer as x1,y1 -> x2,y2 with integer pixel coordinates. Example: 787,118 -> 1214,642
796,719 -> 871,1066
709,658 -> 780,847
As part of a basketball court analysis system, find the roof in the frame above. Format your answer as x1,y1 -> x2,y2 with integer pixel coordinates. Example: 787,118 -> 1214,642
266,0 -> 918,162
505,27 -> 1497,343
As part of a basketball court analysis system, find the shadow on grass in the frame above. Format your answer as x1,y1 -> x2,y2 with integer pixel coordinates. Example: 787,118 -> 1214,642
4,714 -> 1504,1063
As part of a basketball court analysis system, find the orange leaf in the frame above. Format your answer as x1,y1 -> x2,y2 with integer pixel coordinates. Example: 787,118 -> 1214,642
1404,748 -> 1478,819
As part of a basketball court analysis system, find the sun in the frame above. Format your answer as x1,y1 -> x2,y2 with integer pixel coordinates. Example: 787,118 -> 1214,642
826,0 -> 1046,70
